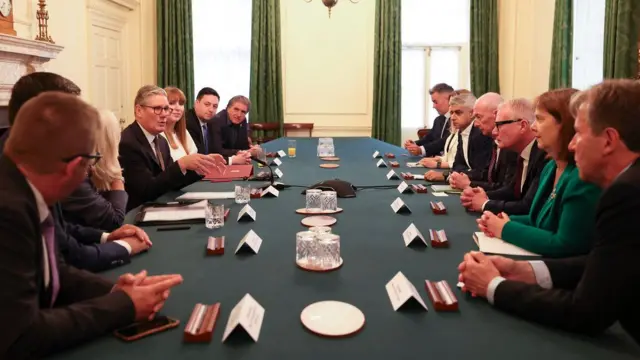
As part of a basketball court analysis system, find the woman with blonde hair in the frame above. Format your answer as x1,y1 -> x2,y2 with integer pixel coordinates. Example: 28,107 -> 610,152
60,109 -> 128,231
162,86 -> 197,160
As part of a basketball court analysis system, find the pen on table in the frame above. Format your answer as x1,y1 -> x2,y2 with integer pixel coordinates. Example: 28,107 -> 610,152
157,226 -> 191,232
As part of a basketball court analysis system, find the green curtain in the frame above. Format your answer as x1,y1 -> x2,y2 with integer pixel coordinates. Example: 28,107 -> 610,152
157,0 -> 195,103
603,0 -> 640,79
249,0 -> 284,130
549,0 -> 573,89
372,0 -> 401,145
470,0 -> 500,96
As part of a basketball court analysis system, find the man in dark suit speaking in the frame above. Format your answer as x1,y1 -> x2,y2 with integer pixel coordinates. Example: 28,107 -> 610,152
0,92 -> 183,358
458,79 -> 640,343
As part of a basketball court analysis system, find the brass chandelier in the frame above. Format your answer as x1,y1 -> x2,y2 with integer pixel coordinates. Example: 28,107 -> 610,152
304,0 -> 361,18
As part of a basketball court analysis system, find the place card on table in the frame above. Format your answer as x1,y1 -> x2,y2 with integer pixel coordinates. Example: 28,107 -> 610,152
403,223 -> 427,247
206,236 -> 225,255
428,229 -> 448,248
372,150 -> 381,158
376,159 -> 387,168
222,293 -> 265,343
397,181 -> 414,194
270,158 -> 282,166
260,186 -> 279,198
235,230 -> 263,254
391,197 -> 411,214
386,170 -> 400,180
385,271 -> 428,311
274,168 -> 284,178
237,204 -> 257,222
277,150 -> 287,157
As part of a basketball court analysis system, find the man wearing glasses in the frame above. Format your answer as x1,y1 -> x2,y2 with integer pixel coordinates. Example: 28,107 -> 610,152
119,85 -> 227,211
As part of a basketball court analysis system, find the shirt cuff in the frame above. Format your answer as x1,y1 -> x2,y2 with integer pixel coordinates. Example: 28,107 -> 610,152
481,200 -> 490,211
100,232 -> 110,244
228,157 -> 233,165
420,146 -> 426,156
487,276 -> 506,305
529,260 -> 553,289
113,240 -> 132,255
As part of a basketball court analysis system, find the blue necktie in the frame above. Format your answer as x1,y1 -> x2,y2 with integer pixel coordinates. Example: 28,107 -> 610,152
202,124 -> 209,153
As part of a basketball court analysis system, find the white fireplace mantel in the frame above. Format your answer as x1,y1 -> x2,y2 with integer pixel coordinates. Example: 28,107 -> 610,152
0,34 -> 64,106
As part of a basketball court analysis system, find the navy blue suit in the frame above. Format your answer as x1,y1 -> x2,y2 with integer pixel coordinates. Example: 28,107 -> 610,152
452,125 -> 494,179
210,109 -> 250,158
415,114 -> 450,157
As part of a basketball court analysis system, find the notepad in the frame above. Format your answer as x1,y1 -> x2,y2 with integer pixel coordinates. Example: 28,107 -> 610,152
406,162 -> 424,168
141,200 -> 207,222
473,232 -> 540,257
431,185 -> 453,192
176,192 -> 235,200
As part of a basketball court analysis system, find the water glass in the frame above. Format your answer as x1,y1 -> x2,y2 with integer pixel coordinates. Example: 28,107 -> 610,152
317,233 -> 340,268
309,226 -> 331,234
296,231 -> 316,264
320,191 -> 338,211
288,139 -> 297,158
234,184 -> 250,204
305,189 -> 322,211
205,202 -> 224,229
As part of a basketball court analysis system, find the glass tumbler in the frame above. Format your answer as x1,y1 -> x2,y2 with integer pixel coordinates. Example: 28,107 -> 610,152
317,233 -> 340,268
309,226 -> 332,234
288,139 -> 297,158
305,189 -> 322,211
296,231 -> 316,265
205,202 -> 224,229
320,191 -> 338,212
234,184 -> 251,204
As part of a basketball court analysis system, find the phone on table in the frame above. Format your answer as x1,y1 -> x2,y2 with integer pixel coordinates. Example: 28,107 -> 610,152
113,315 -> 180,342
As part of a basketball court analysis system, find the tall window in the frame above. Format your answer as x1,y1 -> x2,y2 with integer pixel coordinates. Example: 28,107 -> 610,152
192,0 -> 252,112
401,0 -> 470,133
572,0 -> 606,89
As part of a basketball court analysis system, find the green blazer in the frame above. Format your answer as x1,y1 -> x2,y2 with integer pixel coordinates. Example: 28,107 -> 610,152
501,160 -> 601,257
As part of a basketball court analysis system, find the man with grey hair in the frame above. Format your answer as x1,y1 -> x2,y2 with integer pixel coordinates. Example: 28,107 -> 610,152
449,92 -> 519,191
460,98 -> 548,215
119,85 -> 227,210
211,95 -> 260,158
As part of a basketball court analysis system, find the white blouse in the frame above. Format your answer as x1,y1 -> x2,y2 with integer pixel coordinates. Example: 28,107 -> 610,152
161,131 -> 198,161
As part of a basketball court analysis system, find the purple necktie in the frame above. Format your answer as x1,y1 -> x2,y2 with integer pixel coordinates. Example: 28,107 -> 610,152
42,215 -> 60,307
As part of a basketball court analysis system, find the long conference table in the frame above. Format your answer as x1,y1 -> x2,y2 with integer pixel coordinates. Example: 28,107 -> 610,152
58,137 -> 639,359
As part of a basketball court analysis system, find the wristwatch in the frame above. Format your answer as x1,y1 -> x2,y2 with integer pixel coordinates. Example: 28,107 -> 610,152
436,160 -> 442,169
442,171 -> 450,181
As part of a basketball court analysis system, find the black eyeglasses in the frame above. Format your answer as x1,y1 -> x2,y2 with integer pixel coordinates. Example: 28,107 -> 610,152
495,119 -> 523,128
141,105 -> 173,115
62,152 -> 102,166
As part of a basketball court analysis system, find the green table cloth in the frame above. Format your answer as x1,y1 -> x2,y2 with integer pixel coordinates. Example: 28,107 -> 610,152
56,137 -> 639,359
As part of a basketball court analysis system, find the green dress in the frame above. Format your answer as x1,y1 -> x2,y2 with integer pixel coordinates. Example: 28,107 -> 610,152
501,160 -> 601,257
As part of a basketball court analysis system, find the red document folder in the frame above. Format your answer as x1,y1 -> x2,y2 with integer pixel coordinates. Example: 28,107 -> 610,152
204,165 -> 254,182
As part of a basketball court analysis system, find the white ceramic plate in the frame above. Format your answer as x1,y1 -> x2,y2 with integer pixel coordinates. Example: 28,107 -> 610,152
300,301 -> 365,337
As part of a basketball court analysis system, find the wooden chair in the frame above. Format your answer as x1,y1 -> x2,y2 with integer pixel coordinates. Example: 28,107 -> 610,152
250,123 -> 281,144
417,128 -> 430,139
284,123 -> 314,137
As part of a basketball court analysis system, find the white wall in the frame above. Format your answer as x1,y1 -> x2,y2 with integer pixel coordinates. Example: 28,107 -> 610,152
280,0 -> 375,137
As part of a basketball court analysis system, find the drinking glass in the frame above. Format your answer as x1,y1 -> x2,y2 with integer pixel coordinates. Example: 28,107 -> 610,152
305,189 -> 322,211
317,233 -> 340,268
320,191 -> 338,212
288,139 -> 297,158
205,202 -> 224,229
296,231 -> 316,265
234,184 -> 250,204
309,226 -> 331,234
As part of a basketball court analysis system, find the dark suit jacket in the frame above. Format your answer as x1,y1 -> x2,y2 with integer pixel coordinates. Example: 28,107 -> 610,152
493,157 -> 640,343
119,121 -> 201,211
211,109 -> 250,158
185,109 -> 215,155
0,156 -> 135,359
470,144 -> 519,192
452,124 -> 494,179
416,114 -> 451,157
484,141 -> 549,215
60,177 -> 127,231
0,129 -> 8,154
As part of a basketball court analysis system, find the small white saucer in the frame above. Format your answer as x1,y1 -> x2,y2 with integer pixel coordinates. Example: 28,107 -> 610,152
301,215 -> 337,227
300,301 -> 365,337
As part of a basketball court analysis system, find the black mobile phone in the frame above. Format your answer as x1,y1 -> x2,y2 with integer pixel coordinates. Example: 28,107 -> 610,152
113,316 -> 180,341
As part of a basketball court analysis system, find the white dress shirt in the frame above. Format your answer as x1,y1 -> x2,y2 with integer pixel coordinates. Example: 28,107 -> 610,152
460,120 -> 475,169
518,139 -> 536,192
442,130 -> 459,165
138,122 -> 158,157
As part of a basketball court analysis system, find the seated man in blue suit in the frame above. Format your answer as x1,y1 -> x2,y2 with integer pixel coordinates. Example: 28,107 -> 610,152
404,83 -> 454,157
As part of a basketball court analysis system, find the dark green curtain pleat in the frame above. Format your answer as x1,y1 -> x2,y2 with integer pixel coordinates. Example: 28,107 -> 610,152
470,0 -> 500,96
249,0 -> 284,130
549,0 -> 573,89
603,0 -> 640,79
372,0 -> 401,145
157,0 -> 195,103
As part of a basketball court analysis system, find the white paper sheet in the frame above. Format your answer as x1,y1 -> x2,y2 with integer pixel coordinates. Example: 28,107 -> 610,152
473,232 -> 540,257
406,162 -> 424,168
431,185 -> 453,192
141,200 -> 207,222
176,192 -> 235,200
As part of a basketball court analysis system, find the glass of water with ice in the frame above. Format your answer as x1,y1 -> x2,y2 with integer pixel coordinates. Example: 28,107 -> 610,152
205,201 -> 224,229
235,184 -> 251,204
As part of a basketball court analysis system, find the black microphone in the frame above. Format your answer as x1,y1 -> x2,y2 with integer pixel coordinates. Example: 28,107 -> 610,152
250,156 -> 287,190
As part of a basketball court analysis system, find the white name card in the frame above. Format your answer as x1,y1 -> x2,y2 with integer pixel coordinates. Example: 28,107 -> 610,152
274,168 -> 284,178
397,181 -> 413,194
270,158 -> 282,166
385,271 -> 428,311
391,197 -> 411,214
376,159 -> 387,168
222,293 -> 265,342
386,170 -> 400,180
235,229 -> 263,254
372,150 -> 380,158
261,186 -> 279,198
403,223 -> 427,247
237,204 -> 256,222
277,150 -> 286,157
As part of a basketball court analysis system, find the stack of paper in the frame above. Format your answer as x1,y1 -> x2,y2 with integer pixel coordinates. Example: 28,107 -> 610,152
473,232 -> 540,256
406,162 -> 424,168
176,192 -> 235,200
141,200 -> 207,222
431,185 -> 453,192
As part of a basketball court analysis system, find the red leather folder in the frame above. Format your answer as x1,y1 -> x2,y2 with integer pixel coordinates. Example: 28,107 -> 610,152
204,165 -> 254,181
